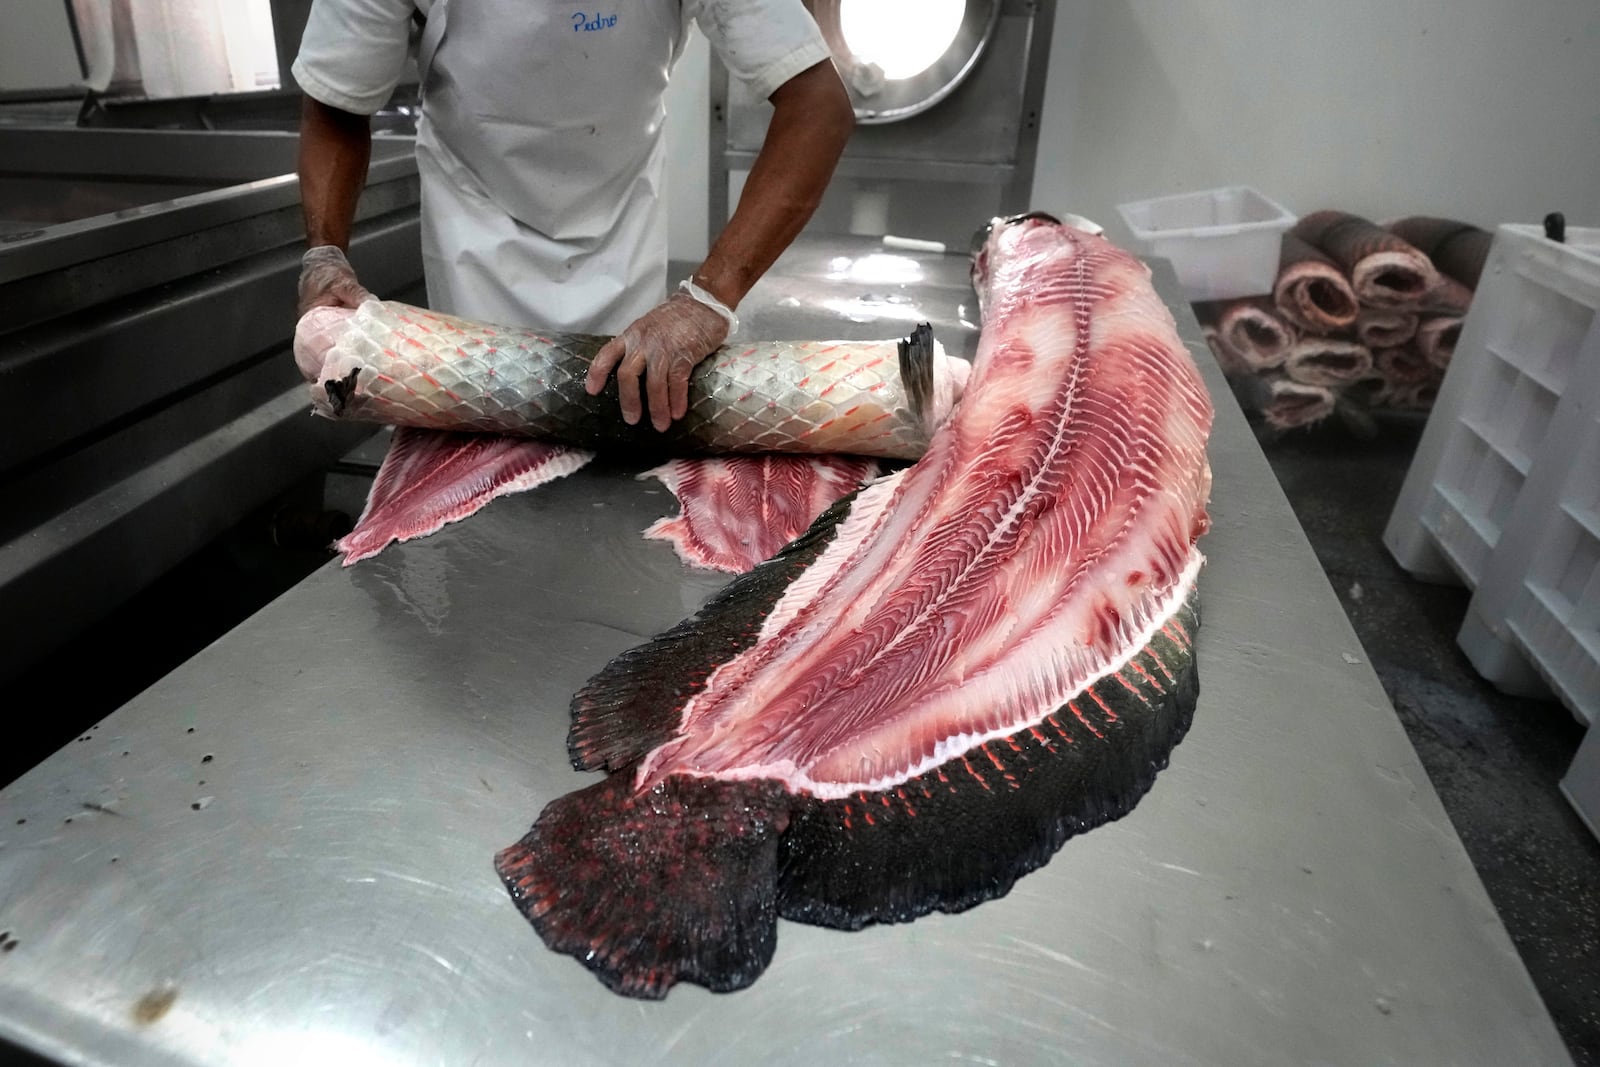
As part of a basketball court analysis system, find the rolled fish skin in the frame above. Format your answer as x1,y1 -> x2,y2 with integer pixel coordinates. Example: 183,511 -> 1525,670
1385,216 -> 1493,290
295,301 -> 971,461
1291,210 -> 1438,309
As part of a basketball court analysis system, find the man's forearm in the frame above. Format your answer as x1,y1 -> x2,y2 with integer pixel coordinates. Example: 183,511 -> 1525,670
693,60 -> 853,308
298,96 -> 373,250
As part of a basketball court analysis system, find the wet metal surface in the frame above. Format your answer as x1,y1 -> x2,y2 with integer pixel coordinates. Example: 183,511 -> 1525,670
0,236 -> 1572,1065
1263,420 -> 1600,1065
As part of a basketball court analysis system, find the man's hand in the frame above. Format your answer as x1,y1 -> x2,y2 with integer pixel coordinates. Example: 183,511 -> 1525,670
587,59 -> 849,429
297,245 -> 372,317
585,285 -> 734,431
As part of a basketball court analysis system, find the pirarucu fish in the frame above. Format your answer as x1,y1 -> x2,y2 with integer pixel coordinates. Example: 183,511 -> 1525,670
494,214 -> 1215,998
294,303 -> 970,460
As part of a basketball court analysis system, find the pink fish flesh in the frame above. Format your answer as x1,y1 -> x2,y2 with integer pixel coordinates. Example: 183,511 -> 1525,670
494,215 -> 1214,998
335,428 -> 592,565
641,455 -> 882,574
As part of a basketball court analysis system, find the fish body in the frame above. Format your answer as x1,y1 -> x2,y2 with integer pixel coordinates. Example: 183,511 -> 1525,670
295,302 -> 969,460
496,215 -> 1214,997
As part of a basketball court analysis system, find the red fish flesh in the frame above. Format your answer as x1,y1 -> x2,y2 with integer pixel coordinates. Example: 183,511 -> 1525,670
299,304 -> 968,566
335,429 -> 592,565
494,215 -> 1214,997
641,455 -> 882,574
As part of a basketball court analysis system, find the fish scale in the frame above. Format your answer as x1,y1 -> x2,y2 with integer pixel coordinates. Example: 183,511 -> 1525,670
299,300 -> 960,460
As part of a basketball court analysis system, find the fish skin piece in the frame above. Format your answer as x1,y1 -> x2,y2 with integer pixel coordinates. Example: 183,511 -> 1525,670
1354,307 -> 1419,349
1283,337 -> 1373,388
640,455 -> 881,574
335,427 -> 592,565
295,302 -> 966,461
1194,296 -> 1297,371
1292,210 -> 1438,309
1416,314 -> 1463,369
1263,377 -> 1338,430
498,217 -> 1214,997
1273,232 -> 1360,334
1385,216 -> 1493,290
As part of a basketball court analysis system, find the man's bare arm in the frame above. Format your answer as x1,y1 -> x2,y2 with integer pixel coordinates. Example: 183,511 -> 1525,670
585,59 -> 854,428
690,59 -> 854,308
298,95 -> 373,250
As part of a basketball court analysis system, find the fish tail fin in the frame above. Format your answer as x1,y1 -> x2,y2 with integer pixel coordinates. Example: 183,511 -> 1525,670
898,322 -> 936,430
495,772 -> 791,999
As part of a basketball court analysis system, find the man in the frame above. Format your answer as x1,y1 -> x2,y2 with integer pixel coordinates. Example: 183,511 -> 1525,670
293,0 -> 853,431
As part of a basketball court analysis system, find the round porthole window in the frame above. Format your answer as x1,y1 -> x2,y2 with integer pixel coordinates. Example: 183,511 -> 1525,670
811,0 -> 1002,124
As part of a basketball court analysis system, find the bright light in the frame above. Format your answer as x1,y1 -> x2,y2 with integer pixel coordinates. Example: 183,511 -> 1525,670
839,0 -> 965,81
825,253 -> 925,286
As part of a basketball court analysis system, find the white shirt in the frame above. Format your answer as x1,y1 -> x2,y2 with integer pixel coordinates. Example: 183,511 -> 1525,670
292,0 -> 832,117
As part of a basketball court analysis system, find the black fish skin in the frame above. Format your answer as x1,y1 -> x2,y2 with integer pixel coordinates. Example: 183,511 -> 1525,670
495,774 -> 792,999
496,588 -> 1200,998
778,590 -> 1200,930
566,491 -> 856,775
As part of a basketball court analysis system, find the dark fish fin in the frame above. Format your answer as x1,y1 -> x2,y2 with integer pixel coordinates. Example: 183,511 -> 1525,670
495,772 -> 791,999
568,491 -> 855,772
324,367 -> 361,416
898,322 -> 936,429
778,591 -> 1201,929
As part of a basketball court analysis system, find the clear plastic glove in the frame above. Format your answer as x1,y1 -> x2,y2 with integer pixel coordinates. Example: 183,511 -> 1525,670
297,245 -> 372,317
585,282 -> 736,431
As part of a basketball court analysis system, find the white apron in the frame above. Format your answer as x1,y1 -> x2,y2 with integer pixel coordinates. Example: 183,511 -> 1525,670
413,0 -> 686,332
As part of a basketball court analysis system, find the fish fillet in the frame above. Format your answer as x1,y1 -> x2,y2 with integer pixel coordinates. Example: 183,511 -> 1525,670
641,455 -> 882,574
336,428 -> 592,565
494,215 -> 1214,997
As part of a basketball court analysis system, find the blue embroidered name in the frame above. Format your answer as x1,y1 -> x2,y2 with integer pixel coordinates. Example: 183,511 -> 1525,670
572,11 -> 618,31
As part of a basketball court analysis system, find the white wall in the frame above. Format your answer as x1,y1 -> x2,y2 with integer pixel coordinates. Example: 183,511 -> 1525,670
663,28 -> 711,264
0,0 -> 81,90
1034,0 -> 1600,243
663,1 -> 1600,261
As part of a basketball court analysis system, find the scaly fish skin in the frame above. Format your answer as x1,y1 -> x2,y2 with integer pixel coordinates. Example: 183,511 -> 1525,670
295,301 -> 969,460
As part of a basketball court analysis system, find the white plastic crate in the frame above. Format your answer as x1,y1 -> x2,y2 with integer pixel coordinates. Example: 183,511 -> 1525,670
1565,726 -> 1600,842
1384,223 -> 1600,723
1457,309 -> 1600,722
1115,186 -> 1296,302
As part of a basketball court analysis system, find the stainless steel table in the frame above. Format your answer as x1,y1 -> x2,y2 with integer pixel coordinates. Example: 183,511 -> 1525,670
0,236 -> 1571,1066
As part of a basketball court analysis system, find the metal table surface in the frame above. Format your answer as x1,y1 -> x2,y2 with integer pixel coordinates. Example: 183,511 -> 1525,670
0,236 -> 1571,1066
